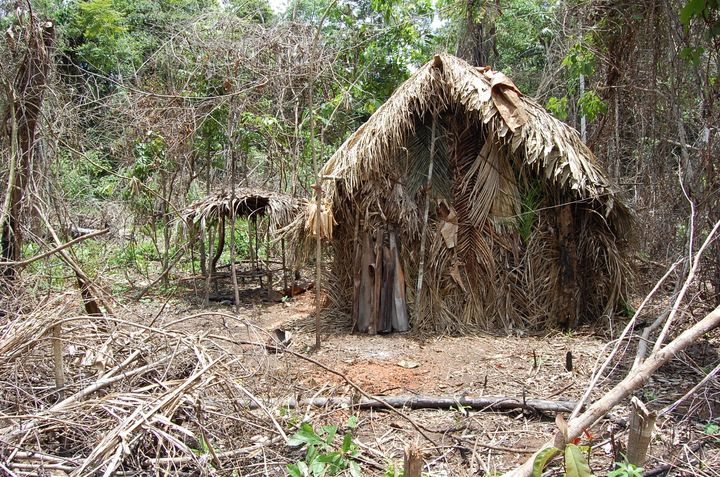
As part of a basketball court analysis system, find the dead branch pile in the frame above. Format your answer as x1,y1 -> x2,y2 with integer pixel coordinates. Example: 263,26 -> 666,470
0,300 -> 302,476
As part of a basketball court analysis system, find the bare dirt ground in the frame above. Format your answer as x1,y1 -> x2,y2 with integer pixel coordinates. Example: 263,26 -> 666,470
146,285 -> 719,476
1,281 -> 717,477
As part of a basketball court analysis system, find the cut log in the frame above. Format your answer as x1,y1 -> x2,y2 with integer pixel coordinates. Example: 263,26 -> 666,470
403,443 -> 423,477
241,395 -> 579,413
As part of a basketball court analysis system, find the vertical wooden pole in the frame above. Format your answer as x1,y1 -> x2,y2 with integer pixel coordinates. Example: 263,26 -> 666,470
415,115 -> 437,311
390,230 -> 409,332
308,0 -> 338,350
228,102 -> 241,313
351,211 -> 361,331
370,228 -> 383,335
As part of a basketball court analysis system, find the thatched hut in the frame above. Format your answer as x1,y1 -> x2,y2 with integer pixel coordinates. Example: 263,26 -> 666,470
292,54 -> 632,334
183,188 -> 299,286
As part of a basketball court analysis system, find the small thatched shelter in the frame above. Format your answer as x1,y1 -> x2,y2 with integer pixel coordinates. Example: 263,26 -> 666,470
183,188 -> 298,231
292,54 -> 632,334
183,188 -> 299,283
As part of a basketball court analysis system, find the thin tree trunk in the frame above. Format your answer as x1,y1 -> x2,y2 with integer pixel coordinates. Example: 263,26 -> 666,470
415,115 -> 437,308
228,103 -> 241,313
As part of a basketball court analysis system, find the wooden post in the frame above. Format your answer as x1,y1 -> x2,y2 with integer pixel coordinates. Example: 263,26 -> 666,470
403,443 -> 423,477
389,230 -> 409,332
52,324 -> 65,399
557,204 -> 579,328
351,214 -> 361,332
370,228 -> 383,335
626,397 -> 657,466
415,115 -> 437,312
357,232 -> 374,333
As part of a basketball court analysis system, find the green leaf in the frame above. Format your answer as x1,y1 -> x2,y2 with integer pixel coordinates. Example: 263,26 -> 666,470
316,451 -> 342,464
532,446 -> 560,477
309,458 -> 327,476
565,444 -> 596,477
349,460 -> 362,477
322,425 -> 338,445
705,421 -> 720,435
288,423 -> 324,447
680,0 -> 707,25
341,432 -> 354,453
347,415 -> 359,429
287,463 -> 303,477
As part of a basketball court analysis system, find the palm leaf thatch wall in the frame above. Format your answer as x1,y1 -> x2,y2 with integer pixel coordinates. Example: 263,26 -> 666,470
291,54 -> 632,334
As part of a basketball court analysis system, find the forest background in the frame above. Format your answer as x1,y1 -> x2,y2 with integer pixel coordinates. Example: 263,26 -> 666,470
0,0 -> 717,301
0,0 -> 719,475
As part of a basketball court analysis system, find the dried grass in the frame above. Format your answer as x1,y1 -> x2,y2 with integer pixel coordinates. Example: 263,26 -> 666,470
0,299 -> 299,476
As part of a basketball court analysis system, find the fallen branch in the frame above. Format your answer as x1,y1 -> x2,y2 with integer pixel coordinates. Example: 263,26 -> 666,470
240,395 -> 578,413
0,228 -> 108,267
502,304 -> 720,477
209,335 -> 438,445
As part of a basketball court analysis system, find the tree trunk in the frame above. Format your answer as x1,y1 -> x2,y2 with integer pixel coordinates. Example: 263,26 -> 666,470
1,16 -> 54,280
455,0 -> 498,67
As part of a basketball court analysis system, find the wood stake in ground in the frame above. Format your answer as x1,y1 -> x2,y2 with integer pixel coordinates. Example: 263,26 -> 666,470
403,443 -> 423,477
627,397 -> 656,466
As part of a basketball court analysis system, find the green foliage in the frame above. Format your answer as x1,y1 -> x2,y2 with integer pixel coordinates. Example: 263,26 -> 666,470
531,443 -> 595,477
620,299 -> 636,318
517,181 -> 542,245
532,447 -> 560,477
608,462 -> 644,477
564,444 -> 595,477
53,151 -> 119,206
678,1 -> 718,67
64,0 -> 140,74
546,96 -> 569,121
680,46 -> 706,65
562,40 -> 596,78
122,131 -> 170,217
494,0 -> 556,92
577,90 -> 608,122
680,0 -> 719,30
556,35 -> 608,124
704,420 -> 720,437
287,418 -> 362,477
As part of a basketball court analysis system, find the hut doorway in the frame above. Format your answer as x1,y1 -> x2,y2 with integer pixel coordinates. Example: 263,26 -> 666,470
352,227 -> 409,334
